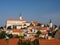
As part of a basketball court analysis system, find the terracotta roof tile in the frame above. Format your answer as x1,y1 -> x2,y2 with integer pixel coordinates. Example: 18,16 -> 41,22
32,21 -> 38,25
12,29 -> 23,32
42,31 -> 48,34
38,27 -> 49,30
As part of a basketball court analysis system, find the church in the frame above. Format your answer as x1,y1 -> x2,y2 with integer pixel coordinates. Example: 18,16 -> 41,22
6,16 -> 30,29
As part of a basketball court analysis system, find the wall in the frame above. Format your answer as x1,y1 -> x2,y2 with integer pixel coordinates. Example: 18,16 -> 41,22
39,39 -> 60,45
0,38 -> 60,45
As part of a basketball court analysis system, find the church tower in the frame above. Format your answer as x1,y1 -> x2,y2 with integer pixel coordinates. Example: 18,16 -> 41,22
49,19 -> 53,28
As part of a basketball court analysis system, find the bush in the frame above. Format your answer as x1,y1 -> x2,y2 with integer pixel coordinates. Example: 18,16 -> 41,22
32,39 -> 39,45
18,39 -> 31,45
7,34 -> 13,38
0,31 -> 6,39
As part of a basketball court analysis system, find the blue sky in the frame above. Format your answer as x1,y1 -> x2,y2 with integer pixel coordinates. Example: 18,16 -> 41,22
0,0 -> 60,26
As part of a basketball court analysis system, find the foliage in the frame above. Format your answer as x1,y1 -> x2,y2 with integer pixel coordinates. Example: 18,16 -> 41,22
36,31 -> 41,37
15,35 -> 24,38
24,24 -> 26,26
18,39 -> 39,45
15,35 -> 20,38
30,23 -> 33,26
18,39 -> 31,45
36,31 -> 42,38
37,23 -> 41,26
18,39 -> 23,45
26,41 -> 31,45
48,31 -> 57,38
0,31 -> 6,39
7,26 -> 12,29
0,26 -> 4,29
32,39 -> 39,45
7,34 -> 13,38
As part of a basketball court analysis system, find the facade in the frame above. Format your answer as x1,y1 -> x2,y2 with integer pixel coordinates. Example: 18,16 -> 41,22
12,29 -> 24,36
6,16 -> 30,29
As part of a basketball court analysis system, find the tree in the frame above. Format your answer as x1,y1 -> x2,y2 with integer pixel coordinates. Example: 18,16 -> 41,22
0,26 -> 4,29
18,39 -> 32,45
32,39 -> 39,45
0,31 -> 6,39
7,34 -> 13,38
15,35 -> 20,38
36,31 -> 41,38
48,30 -> 58,38
7,26 -> 12,29
24,24 -> 26,26
30,23 -> 33,26
37,23 -> 41,26
18,39 -> 23,45
25,41 -> 31,45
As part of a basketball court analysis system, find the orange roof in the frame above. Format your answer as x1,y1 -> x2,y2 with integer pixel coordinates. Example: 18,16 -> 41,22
0,39 -> 8,45
12,29 -> 23,32
27,32 -> 35,34
38,27 -> 48,30
42,31 -> 48,34
30,37 -> 36,41
28,26 -> 37,30
31,21 -> 38,25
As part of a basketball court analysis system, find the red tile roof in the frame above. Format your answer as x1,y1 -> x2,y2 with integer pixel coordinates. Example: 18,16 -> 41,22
0,39 -> 8,45
27,32 -> 35,34
28,26 -> 37,30
42,31 -> 48,34
31,21 -> 38,25
12,29 -> 23,32
38,27 -> 49,30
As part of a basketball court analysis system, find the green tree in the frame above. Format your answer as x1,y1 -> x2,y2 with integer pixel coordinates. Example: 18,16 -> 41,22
26,40 -> 31,45
32,39 -> 39,45
7,26 -> 12,29
18,39 -> 23,45
37,23 -> 41,26
36,31 -> 41,38
30,23 -> 33,26
0,26 -> 4,29
0,31 -> 6,39
7,34 -> 13,38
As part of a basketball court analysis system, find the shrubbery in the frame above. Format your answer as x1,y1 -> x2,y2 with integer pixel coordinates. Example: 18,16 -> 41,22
18,39 -> 39,45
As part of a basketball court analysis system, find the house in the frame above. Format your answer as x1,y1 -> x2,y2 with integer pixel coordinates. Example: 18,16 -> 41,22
37,27 -> 49,38
24,26 -> 38,38
31,21 -> 38,26
12,29 -> 24,36
27,26 -> 38,33
6,16 -> 30,29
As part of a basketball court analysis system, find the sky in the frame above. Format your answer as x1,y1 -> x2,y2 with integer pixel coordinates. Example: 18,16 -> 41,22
0,0 -> 60,26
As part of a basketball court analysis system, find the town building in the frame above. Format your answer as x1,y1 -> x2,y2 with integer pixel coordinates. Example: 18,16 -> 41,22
6,16 -> 30,29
